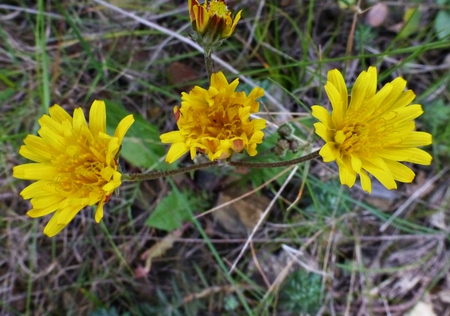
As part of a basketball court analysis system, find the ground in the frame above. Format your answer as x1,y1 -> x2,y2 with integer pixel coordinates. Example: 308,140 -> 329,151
1,0 -> 450,315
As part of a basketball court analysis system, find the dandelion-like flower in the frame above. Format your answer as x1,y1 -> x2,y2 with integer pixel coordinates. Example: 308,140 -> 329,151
312,67 -> 432,193
13,100 -> 134,237
188,0 -> 242,48
160,71 -> 266,163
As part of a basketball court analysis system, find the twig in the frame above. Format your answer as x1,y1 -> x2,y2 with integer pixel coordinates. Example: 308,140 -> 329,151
379,167 -> 448,232
229,165 -> 298,273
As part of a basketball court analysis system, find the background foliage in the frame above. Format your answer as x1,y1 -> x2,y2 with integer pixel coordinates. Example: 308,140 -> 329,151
2,0 -> 450,315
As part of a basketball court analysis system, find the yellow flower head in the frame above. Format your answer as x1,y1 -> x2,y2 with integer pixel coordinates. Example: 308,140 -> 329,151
160,71 -> 266,163
312,67 -> 432,193
13,100 -> 134,237
188,0 -> 242,46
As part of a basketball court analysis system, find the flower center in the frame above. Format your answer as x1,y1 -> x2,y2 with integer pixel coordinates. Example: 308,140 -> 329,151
336,108 -> 398,158
337,121 -> 369,156
53,138 -> 111,197
208,1 -> 229,18
206,103 -> 242,139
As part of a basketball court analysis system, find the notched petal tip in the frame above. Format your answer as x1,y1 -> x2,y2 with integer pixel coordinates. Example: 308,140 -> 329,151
114,114 -> 135,145
89,100 -> 107,136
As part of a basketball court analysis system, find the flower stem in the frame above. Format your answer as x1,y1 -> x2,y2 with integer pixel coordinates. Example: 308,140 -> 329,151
123,161 -> 219,182
123,150 -> 320,182
229,150 -> 320,169
204,50 -> 214,78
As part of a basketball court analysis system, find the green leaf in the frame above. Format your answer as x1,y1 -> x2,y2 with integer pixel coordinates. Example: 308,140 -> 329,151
436,0 -> 449,6
146,189 -> 206,231
398,7 -> 421,39
434,10 -> 450,40
0,87 -> 16,101
104,100 -> 166,168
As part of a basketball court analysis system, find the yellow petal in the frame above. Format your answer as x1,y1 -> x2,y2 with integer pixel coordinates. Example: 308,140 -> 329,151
397,131 -> 432,147
391,104 -> 423,124
349,69 -> 374,111
248,86 -> 264,101
37,126 -> 67,152
27,204 -> 57,218
359,169 -> 372,193
89,100 -> 107,136
367,82 -> 393,114
336,158 -> 357,188
314,122 -> 333,142
194,4 -> 208,33
211,71 -> 229,89
43,206 -> 83,237
56,205 -> 84,225
13,163 -> 57,180
376,77 -> 407,113
324,81 -> 345,125
114,114 -> 134,145
362,160 -> 397,190
388,90 -> 416,111
319,142 -> 339,162
252,118 -> 266,131
49,104 -> 72,123
327,68 -> 348,111
335,130 -> 346,145
95,201 -> 104,223
377,148 -> 432,165
72,108 -> 87,132
19,145 -> 50,163
188,0 -> 199,22
160,131 -> 185,143
102,171 -> 121,192
38,114 -> 65,136
311,105 -> 333,128
351,154 -> 362,173
166,142 -> 189,163
384,160 -> 415,183
21,180 -> 58,199
232,10 -> 242,29
365,66 -> 378,99
30,195 -> 65,209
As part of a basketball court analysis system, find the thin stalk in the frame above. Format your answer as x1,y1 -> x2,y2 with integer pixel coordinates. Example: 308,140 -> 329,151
204,50 -> 214,78
123,150 -> 320,182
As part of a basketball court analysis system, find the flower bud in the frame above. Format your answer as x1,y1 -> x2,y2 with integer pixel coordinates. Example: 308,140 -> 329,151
188,0 -> 242,49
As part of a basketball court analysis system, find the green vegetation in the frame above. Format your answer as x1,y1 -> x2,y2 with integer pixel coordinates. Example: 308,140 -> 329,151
2,0 -> 450,315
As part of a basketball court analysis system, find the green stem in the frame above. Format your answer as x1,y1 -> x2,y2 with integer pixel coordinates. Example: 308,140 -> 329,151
123,150 -> 320,182
230,150 -> 320,169
123,161 -> 219,181
204,50 -> 214,78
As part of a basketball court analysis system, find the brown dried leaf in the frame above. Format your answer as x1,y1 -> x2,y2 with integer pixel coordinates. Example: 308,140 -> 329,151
407,301 -> 437,316
366,3 -> 389,27
438,290 -> 450,304
167,61 -> 196,91
213,186 -> 271,235
139,227 -> 185,274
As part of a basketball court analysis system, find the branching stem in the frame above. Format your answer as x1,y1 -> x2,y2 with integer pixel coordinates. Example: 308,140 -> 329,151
123,150 -> 320,182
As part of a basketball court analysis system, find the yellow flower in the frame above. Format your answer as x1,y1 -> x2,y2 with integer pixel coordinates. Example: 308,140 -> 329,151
13,100 -> 134,237
160,71 -> 266,163
312,67 -> 432,193
188,0 -> 242,46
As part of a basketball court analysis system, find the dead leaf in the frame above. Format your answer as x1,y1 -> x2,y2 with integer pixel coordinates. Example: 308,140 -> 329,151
139,226 -> 185,274
366,3 -> 389,27
438,290 -> 450,304
213,186 -> 271,235
338,0 -> 356,10
134,265 -> 149,279
407,301 -> 437,316
167,61 -> 196,91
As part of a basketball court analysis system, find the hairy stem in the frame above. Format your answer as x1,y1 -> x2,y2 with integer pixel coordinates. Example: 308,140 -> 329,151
204,50 -> 214,78
123,150 -> 320,182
